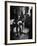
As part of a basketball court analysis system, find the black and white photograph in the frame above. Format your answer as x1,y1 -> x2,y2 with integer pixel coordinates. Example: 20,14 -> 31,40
10,6 -> 32,40
5,1 -> 36,45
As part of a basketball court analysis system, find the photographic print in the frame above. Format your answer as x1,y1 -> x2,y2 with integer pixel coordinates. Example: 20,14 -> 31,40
5,1 -> 36,45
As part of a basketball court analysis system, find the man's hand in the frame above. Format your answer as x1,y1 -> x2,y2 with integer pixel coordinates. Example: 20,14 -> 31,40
10,19 -> 15,25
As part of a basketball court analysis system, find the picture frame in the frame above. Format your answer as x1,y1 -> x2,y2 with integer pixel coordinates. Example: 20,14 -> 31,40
5,1 -> 36,45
